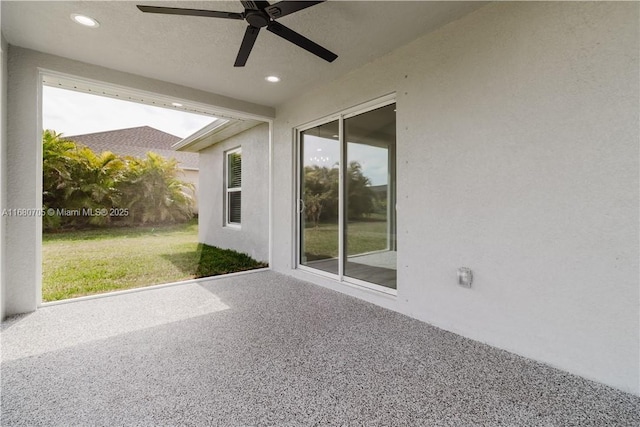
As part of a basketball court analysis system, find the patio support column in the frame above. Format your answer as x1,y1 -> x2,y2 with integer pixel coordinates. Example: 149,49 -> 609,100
4,45 -> 41,316
0,33 -> 8,320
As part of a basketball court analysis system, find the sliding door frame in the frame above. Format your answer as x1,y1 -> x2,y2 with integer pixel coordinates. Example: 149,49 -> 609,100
294,93 -> 397,295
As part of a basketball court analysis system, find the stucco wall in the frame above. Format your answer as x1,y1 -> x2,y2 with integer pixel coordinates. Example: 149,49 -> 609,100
198,123 -> 269,263
271,2 -> 639,394
3,47 -> 273,318
0,33 -> 8,321
181,168 -> 199,214
5,45 -> 41,317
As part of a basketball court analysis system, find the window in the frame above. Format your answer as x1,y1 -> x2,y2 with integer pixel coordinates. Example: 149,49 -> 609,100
226,148 -> 242,226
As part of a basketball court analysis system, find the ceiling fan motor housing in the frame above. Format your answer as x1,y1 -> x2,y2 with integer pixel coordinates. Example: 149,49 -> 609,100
245,10 -> 270,28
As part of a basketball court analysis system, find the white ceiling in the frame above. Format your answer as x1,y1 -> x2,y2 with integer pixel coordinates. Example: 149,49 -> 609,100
1,1 -> 485,108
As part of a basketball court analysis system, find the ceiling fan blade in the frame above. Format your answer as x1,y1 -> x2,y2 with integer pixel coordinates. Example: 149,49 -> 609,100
240,1 -> 270,10
137,5 -> 244,20
234,26 -> 261,67
264,1 -> 324,19
267,21 -> 337,63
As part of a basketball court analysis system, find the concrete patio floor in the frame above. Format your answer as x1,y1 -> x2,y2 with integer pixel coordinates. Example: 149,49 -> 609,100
1,270 -> 639,426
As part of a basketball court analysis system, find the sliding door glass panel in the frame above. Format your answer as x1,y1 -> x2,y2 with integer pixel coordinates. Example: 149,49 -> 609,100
299,120 -> 340,274
344,104 -> 397,288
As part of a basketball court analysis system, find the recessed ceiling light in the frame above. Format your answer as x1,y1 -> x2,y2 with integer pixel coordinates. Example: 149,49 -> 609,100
171,102 -> 183,107
265,76 -> 280,83
71,13 -> 100,28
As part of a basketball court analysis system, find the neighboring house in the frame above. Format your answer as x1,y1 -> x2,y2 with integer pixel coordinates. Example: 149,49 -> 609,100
67,126 -> 200,212
1,2 -> 639,397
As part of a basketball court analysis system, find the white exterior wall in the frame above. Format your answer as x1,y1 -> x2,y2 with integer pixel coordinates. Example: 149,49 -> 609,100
3,47 -> 273,318
271,2 -> 639,395
0,33 -> 8,321
5,45 -> 41,318
199,123 -> 269,263
181,168 -> 199,214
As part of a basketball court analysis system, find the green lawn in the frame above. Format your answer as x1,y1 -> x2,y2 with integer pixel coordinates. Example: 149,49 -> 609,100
42,221 -> 267,302
303,219 -> 388,260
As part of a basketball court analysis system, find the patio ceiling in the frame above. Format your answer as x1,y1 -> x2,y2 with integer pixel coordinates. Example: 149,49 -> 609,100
1,1 -> 485,108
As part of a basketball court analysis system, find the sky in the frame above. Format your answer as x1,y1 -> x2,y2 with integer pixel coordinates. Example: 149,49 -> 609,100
304,135 -> 389,187
43,86 -> 389,185
43,86 -> 216,139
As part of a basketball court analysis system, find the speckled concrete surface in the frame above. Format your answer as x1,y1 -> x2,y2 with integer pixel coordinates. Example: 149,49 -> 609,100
2,271 -> 639,426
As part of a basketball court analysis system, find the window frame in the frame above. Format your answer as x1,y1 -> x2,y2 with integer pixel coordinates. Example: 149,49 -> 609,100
225,146 -> 242,228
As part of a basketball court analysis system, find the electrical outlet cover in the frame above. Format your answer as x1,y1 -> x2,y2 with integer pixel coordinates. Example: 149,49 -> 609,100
458,267 -> 473,288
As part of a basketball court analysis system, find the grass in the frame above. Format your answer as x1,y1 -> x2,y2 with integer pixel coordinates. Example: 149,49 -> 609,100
42,220 -> 267,302
303,218 -> 388,260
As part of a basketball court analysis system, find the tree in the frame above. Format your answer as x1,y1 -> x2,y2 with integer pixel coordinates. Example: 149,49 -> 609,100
302,161 -> 374,225
117,152 -> 194,225
42,130 -> 78,210
303,164 -> 339,226
42,130 -> 194,230
345,161 -> 374,219
62,147 -> 126,227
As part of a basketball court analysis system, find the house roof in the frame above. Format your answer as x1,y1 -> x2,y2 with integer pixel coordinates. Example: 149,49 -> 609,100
67,126 -> 199,170
174,119 -> 263,153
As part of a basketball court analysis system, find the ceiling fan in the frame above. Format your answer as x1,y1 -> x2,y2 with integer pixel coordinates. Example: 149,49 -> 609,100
137,1 -> 338,67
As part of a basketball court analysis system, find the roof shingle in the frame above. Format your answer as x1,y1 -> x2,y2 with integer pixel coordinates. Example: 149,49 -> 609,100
66,126 -> 199,170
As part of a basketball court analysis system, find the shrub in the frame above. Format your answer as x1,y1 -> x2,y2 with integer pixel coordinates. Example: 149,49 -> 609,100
42,130 -> 194,230
117,153 -> 194,225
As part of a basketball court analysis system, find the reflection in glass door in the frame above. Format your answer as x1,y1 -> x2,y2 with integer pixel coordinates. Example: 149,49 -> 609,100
299,120 -> 340,274
344,104 -> 396,288
298,101 -> 396,290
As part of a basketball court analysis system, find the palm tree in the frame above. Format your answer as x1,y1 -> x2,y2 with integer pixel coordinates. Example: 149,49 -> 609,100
43,130 -> 195,229
303,164 -> 339,225
42,130 -> 78,208
118,152 -> 194,225
346,161 -> 374,219
64,148 -> 126,226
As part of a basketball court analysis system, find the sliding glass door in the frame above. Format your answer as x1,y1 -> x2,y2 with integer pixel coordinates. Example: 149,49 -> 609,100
298,100 -> 397,290
344,104 -> 396,288
299,120 -> 340,274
